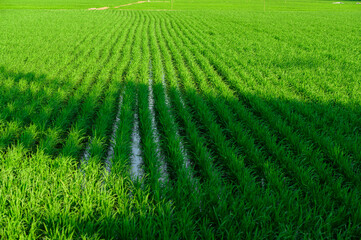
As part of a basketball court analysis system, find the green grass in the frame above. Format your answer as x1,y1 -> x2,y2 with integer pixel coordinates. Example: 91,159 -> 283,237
1,0 -> 361,238
2,0 -> 361,10
0,0 -> 133,9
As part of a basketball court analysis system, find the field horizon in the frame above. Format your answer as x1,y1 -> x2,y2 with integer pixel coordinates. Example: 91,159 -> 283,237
1,0 -> 361,10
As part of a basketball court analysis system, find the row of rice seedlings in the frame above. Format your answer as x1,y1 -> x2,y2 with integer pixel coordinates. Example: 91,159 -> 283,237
1,12 -> 174,239
150,16 -> 195,189
170,7 -> 304,198
254,18 -> 361,130
148,16 -> 202,239
0,14 -> 121,152
222,37 -> 361,178
0,77 -> 47,150
183,9 -> 354,193
109,13 -> 143,180
0,143 -> 171,239
155,17 -> 258,238
171,16 -> 361,236
177,12 -> 358,170
154,14 -> 221,193
78,14 -> 137,159
27,21 -> 119,149
47,11 -> 120,79
0,120 -> 21,150
186,15 -> 361,171
94,20 -> 144,227
106,14 -> 175,239
0,77 -> 42,122
158,17 -> 280,238
38,19 -> 127,156
108,19 -> 144,179
56,72 -> 107,158
245,67 -> 361,175
157,26 -> 250,238
172,12 -> 358,235
193,11 -> 359,117
190,13 -> 360,123
248,18 -> 361,172
137,15 -> 167,201
161,16 -> 317,237
111,81 -> 137,177
162,15 -> 254,187
0,79 -> 66,151
0,13 -> 112,118
104,87 -> 125,172
0,49 -> 95,150
29,17 -> 116,127
81,13 -> 141,170
265,76 -> 361,175
179,16 -> 361,191
147,61 -> 168,182
175,13 -> 357,184
171,15 -> 322,183
0,24 -> 90,108
59,16 -> 137,160
4,10 -> 116,78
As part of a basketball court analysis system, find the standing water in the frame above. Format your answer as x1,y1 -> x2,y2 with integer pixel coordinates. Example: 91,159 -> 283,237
130,96 -> 144,180
104,91 -> 125,173
149,60 -> 168,183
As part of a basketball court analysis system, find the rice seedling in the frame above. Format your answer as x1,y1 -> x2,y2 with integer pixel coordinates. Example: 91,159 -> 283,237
1,2 -> 360,238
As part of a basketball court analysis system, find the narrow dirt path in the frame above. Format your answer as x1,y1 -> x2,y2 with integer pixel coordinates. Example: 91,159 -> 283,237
114,1 -> 170,8
88,1 -> 170,10
114,1 -> 147,8
88,7 -> 109,10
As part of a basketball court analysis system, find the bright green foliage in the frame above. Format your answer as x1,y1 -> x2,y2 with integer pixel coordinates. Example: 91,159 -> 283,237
0,1 -> 361,239
2,0 -> 361,10
0,0 -> 132,9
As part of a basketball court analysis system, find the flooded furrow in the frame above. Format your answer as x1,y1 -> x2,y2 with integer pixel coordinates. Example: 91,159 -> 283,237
149,61 -> 168,183
161,71 -> 202,208
105,90 -> 125,173
130,96 -> 144,180
80,141 -> 92,167
161,72 -> 192,172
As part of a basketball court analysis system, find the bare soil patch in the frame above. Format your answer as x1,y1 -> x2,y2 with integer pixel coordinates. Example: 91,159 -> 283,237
88,1 -> 171,11
88,6 -> 109,10
114,1 -> 146,8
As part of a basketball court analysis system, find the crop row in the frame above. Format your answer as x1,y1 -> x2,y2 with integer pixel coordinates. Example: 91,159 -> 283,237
0,10 -> 360,239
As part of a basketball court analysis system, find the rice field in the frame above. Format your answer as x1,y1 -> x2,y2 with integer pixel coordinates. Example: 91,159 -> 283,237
1,1 -> 361,238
